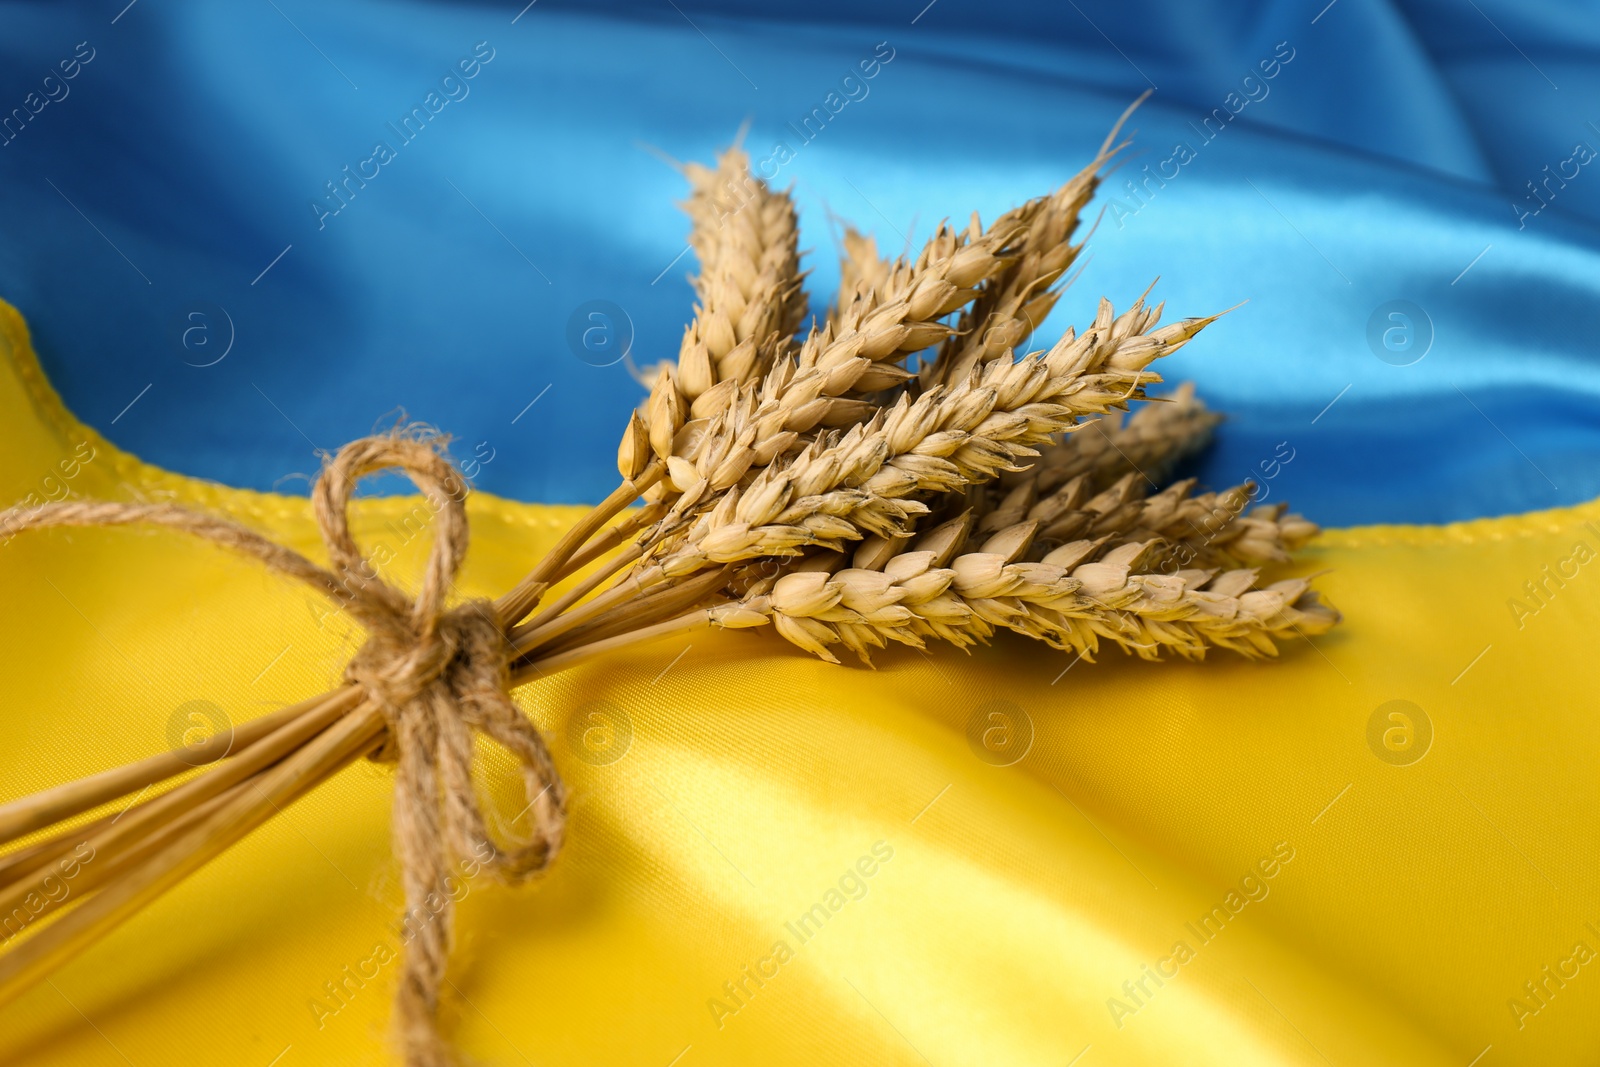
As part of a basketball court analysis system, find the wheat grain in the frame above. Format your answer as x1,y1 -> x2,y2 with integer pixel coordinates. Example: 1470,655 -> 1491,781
626,144 -> 806,474
677,146 -> 806,396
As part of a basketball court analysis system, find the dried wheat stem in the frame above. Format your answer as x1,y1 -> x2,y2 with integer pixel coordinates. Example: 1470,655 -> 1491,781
0,775 -> 253,936
0,815 -> 116,884
0,688 -> 357,899
509,566 -> 668,652
0,688 -> 353,847
558,503 -> 667,577
493,460 -> 663,626
0,702 -> 382,1009
520,567 -> 734,665
516,600 -> 767,678
521,543 -> 644,632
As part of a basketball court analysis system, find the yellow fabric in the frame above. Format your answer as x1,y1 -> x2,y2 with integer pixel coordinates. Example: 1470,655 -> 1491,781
1,297 -> 1596,1067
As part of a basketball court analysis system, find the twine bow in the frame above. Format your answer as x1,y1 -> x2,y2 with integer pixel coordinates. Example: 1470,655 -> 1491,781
0,430 -> 566,1067
313,434 -> 567,1067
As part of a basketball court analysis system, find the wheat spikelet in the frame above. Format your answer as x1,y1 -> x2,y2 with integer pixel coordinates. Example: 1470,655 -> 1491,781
670,174 -> 1066,469
677,146 -> 807,397
625,215 -> 1038,526
634,114 -> 1157,513
631,162 -> 1022,487
791,218 -> 1020,389
971,468 -> 1317,566
665,214 -> 1030,471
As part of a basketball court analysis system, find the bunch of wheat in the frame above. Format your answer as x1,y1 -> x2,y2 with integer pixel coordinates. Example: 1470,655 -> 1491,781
0,101 -> 1336,1066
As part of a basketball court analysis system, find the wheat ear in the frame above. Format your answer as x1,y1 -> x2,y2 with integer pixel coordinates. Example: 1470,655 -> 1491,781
759,512 -> 1336,665
920,91 -> 1149,390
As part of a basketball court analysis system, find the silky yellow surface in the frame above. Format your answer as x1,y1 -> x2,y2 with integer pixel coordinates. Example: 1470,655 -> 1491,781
0,297 -> 1596,1066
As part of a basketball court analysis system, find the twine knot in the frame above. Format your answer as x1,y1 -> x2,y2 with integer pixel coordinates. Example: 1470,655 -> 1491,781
346,604 -> 492,756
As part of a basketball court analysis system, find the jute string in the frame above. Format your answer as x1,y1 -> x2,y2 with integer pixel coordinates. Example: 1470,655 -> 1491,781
0,431 -> 567,1067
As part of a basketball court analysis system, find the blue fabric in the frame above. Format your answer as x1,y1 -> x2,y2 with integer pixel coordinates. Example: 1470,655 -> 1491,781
2,0 -> 1598,524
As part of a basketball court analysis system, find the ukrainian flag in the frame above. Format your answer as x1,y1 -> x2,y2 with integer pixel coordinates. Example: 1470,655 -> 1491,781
1,2 -> 1597,1064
